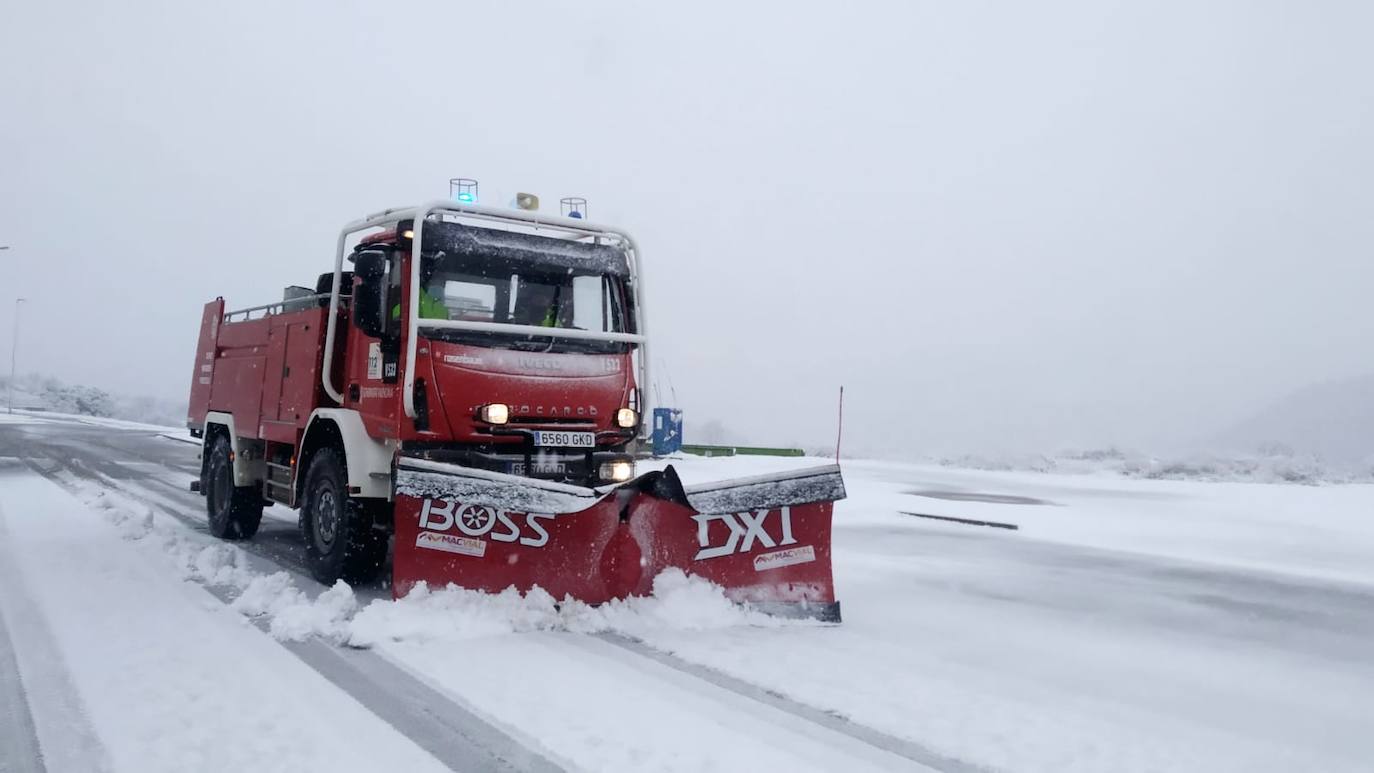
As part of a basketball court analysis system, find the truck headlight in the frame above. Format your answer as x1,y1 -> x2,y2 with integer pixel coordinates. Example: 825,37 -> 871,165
599,460 -> 634,482
615,408 -> 638,428
478,403 -> 510,425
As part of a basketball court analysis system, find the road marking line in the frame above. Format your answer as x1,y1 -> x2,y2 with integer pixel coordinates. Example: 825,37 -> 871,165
0,494 -> 113,773
594,633 -> 988,773
900,511 -> 1019,530
0,600 -> 47,773
27,461 -> 560,773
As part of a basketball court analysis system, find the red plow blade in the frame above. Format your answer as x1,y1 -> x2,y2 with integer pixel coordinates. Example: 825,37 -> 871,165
392,459 -> 847,621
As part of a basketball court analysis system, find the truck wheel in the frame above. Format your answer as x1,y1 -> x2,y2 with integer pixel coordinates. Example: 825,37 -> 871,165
300,448 -> 386,585
205,436 -> 263,540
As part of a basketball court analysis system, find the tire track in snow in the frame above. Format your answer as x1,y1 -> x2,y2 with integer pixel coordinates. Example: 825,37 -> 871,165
0,593 -> 46,773
13,440 -> 564,773
0,483 -> 113,773
588,633 -> 987,773
51,456 -> 326,592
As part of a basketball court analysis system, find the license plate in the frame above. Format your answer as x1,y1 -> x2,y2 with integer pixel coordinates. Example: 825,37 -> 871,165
532,431 -> 595,448
509,461 -> 568,476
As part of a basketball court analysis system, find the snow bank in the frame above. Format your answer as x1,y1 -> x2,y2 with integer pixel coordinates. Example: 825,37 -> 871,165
349,569 -> 793,648
75,485 -> 342,640
223,570 -> 360,641
587,568 -> 795,635
76,484 -> 788,648
937,446 -> 1374,484
84,487 -> 258,586
260,580 -> 359,641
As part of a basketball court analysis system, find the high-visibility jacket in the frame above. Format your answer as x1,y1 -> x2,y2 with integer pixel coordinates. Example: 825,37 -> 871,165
391,288 -> 447,321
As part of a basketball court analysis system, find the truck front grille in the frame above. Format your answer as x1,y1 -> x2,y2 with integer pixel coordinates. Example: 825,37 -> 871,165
506,416 -> 597,428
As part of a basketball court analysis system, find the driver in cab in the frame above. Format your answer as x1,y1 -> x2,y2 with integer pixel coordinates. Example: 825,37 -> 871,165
514,284 -> 561,328
391,254 -> 449,321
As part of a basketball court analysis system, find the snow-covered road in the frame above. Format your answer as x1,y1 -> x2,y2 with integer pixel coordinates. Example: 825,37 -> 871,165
2,414 -> 1372,772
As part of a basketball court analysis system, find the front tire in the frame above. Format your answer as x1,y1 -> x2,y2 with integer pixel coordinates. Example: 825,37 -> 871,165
300,448 -> 386,585
205,436 -> 263,540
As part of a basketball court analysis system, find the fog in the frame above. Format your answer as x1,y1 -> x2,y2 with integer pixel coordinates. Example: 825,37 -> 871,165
2,1 -> 1371,457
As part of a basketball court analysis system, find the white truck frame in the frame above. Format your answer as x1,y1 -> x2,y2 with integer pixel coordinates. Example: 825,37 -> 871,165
320,200 -> 651,424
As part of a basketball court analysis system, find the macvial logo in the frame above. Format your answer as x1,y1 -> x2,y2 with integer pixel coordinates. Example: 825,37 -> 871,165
416,531 -> 486,558
418,499 -> 553,548
692,507 -> 796,560
752,545 -> 815,572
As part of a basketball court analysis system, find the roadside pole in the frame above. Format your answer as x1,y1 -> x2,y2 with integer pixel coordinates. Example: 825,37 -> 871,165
1,245 -> 17,414
8,292 -> 23,415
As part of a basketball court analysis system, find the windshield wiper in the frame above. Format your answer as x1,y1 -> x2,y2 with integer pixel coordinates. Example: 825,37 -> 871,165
507,337 -> 556,352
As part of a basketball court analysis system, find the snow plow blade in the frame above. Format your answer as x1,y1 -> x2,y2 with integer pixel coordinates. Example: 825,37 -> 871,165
392,459 -> 847,621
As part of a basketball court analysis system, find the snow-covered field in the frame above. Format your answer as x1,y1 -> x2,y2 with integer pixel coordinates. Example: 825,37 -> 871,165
7,408 -> 184,434
1,415 -> 1372,772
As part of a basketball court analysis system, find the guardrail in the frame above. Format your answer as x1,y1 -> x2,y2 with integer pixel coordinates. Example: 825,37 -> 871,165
680,444 -> 806,458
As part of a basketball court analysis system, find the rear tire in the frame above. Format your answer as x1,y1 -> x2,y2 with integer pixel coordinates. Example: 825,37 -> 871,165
205,436 -> 263,540
300,448 -> 386,585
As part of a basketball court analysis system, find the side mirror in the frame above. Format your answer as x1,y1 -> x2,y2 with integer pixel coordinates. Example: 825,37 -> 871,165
354,251 -> 387,281
351,250 -> 389,338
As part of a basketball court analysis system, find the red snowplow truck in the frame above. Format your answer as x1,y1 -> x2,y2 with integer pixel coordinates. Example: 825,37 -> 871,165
187,200 -> 845,619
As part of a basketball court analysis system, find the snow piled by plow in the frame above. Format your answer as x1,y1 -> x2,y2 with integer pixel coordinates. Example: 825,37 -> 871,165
79,483 -> 798,649
350,569 -> 797,647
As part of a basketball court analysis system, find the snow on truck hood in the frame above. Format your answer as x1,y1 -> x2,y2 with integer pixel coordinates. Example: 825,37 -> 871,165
428,341 -> 631,379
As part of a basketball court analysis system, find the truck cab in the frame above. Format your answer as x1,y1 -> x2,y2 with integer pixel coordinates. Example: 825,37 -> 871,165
340,215 -> 644,487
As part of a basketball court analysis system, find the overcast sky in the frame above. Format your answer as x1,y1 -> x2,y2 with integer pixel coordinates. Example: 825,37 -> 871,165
2,1 -> 1371,456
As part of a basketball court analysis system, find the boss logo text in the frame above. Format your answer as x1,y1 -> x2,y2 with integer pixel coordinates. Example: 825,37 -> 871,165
418,500 -> 553,548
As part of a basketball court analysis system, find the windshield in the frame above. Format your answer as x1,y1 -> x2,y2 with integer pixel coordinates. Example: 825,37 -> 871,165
410,251 -> 632,354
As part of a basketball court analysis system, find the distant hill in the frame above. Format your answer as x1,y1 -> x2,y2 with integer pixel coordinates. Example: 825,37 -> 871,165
1213,374 -> 1374,466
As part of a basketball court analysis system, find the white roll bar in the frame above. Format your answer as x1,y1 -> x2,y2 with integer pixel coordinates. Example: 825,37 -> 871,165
416,319 -> 646,344
322,200 -> 651,429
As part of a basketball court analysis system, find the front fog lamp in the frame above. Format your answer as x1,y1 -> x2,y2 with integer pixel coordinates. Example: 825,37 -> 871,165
599,460 -> 634,483
477,403 -> 510,425
615,408 -> 638,428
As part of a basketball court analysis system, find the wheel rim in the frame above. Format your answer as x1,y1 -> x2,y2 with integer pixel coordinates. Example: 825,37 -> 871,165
314,486 -> 339,553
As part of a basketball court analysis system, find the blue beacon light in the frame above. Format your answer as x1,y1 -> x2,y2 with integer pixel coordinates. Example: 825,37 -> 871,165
449,177 -> 478,204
